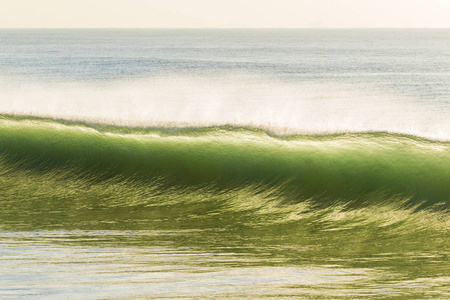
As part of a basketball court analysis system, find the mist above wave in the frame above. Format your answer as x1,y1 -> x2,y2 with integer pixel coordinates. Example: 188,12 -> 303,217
0,74 -> 448,140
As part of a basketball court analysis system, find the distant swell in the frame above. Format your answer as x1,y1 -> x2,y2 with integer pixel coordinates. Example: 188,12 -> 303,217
1,116 -> 449,212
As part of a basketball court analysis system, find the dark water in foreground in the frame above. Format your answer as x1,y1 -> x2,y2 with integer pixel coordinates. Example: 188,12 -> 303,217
0,30 -> 449,298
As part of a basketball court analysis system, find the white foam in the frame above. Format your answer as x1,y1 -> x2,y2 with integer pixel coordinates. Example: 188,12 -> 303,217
0,74 -> 448,140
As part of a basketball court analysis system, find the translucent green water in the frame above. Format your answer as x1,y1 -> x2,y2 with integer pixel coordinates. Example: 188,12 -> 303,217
1,117 -> 449,299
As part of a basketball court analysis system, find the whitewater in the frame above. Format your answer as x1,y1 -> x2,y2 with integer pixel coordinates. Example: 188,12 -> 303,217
0,29 -> 449,299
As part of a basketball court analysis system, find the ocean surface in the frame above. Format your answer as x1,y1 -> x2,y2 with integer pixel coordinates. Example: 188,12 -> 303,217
0,29 -> 449,299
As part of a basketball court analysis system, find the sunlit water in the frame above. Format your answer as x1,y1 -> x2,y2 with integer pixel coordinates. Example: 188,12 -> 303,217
0,29 -> 449,299
2,229 -> 448,299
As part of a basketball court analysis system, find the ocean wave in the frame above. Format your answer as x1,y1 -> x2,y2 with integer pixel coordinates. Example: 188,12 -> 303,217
1,116 -> 449,212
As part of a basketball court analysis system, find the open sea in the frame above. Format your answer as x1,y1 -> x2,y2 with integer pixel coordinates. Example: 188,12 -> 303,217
0,29 -> 449,299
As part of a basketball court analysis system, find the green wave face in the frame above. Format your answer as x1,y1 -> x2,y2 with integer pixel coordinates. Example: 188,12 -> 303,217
1,116 -> 449,299
0,117 -> 449,232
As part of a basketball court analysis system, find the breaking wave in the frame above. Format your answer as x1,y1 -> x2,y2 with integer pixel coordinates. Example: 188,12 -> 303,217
1,116 -> 449,210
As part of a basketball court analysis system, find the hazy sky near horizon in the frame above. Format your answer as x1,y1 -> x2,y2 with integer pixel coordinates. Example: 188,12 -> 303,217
1,0 -> 450,28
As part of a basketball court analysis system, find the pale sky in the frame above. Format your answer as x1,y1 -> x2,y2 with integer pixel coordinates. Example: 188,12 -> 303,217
1,0 -> 450,28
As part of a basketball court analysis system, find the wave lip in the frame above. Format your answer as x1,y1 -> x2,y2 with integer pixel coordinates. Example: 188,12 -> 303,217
1,117 -> 449,210
1,75 -> 449,141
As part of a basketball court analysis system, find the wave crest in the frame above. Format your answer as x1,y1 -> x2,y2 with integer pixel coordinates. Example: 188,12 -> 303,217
1,117 -> 449,211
